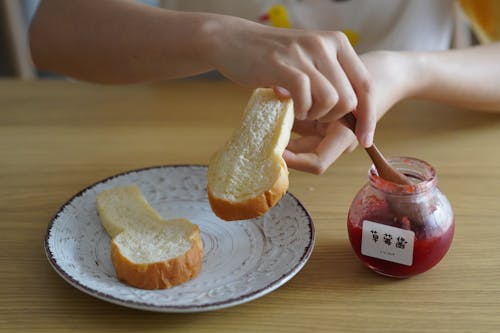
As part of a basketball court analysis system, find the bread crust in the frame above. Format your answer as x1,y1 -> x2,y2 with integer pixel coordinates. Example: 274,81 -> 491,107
207,88 -> 294,221
208,160 -> 289,221
110,228 -> 203,290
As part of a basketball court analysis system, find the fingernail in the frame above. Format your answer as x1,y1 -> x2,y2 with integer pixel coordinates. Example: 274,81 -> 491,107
361,131 -> 374,148
273,86 -> 291,99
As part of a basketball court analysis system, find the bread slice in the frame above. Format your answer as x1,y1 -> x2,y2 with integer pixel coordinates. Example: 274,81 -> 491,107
96,185 -> 203,290
207,88 -> 294,221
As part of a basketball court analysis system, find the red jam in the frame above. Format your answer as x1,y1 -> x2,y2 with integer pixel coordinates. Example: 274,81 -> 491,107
347,157 -> 454,278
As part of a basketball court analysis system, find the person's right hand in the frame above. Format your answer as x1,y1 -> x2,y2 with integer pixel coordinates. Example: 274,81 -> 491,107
203,15 -> 375,147
282,50 -> 420,174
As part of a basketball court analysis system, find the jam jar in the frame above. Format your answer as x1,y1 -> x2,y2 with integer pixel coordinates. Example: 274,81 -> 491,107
347,157 -> 454,278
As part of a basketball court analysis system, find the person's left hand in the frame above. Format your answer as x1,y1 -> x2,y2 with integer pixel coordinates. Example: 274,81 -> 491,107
284,50 -> 416,174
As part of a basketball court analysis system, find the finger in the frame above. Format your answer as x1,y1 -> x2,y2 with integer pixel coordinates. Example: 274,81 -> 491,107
284,122 -> 355,174
305,68 -> 339,120
283,150 -> 324,175
292,119 -> 316,135
274,43 -> 343,122
292,119 -> 328,136
336,33 -> 375,146
273,63 -> 312,120
354,89 -> 376,148
311,122 -> 356,172
287,136 -> 323,153
314,57 -> 358,122
347,140 -> 358,153
272,86 -> 291,100
287,63 -> 338,121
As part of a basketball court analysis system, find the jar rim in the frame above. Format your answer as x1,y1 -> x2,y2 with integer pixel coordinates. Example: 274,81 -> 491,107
368,156 -> 437,194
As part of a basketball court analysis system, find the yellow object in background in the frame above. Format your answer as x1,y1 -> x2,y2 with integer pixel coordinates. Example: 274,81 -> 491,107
343,29 -> 360,47
260,4 -> 291,28
460,0 -> 500,43
259,5 -> 359,47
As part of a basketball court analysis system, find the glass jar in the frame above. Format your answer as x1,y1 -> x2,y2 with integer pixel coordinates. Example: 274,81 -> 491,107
347,157 -> 454,278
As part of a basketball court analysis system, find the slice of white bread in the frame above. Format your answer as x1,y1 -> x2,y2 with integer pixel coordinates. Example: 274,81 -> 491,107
96,185 -> 203,290
207,88 -> 294,221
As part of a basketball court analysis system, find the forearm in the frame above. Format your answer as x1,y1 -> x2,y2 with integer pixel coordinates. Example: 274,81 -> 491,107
30,1 -> 378,146
405,43 -> 500,111
29,0 -> 217,83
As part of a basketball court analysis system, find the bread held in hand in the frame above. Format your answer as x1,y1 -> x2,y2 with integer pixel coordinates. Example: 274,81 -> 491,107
207,88 -> 294,221
97,185 -> 203,290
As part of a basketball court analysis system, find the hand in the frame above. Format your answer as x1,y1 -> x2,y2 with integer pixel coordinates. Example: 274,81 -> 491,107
204,15 -> 375,147
284,119 -> 357,175
284,51 -> 416,174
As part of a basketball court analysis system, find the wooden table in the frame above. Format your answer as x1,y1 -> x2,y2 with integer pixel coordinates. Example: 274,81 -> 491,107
1,80 -> 499,333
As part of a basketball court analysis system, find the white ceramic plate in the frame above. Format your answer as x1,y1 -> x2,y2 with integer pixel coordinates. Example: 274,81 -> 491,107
45,165 -> 315,312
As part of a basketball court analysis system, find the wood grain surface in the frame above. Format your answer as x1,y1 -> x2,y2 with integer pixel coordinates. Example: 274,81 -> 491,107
1,80 -> 499,333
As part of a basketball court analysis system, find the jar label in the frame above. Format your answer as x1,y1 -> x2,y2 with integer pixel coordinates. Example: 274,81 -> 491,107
361,220 -> 414,266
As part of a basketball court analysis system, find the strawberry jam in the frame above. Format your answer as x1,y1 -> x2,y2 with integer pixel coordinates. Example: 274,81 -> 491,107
347,157 -> 454,278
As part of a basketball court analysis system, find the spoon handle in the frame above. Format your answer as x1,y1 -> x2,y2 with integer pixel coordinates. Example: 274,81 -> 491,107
365,145 -> 411,185
341,113 -> 411,185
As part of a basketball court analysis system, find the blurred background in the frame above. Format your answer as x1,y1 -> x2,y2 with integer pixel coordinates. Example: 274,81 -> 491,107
0,0 -> 162,79
0,0 -> 39,79
0,0 -> 495,80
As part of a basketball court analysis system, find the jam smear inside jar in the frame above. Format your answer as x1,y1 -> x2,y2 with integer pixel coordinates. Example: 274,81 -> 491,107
347,157 -> 454,278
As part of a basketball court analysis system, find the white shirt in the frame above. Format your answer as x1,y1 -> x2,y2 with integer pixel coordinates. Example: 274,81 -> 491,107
161,0 -> 456,52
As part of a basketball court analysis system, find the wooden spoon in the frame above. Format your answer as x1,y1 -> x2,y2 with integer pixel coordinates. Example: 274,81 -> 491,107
341,113 -> 411,185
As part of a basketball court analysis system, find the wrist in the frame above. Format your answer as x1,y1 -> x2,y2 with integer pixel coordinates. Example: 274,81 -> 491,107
400,51 -> 434,99
194,13 -> 247,70
195,14 -> 263,75
192,13 -> 224,69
